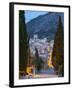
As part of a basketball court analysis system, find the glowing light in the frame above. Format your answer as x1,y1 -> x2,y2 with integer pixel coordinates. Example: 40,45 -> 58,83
48,52 -> 54,68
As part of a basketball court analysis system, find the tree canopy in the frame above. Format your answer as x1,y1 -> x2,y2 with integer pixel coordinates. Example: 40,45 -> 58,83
52,16 -> 64,76
19,11 -> 28,76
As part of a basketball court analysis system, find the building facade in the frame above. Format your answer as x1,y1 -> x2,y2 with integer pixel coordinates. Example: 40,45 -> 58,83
29,35 -> 54,69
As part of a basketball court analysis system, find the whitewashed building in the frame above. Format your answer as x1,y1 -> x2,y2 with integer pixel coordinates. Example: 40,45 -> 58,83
29,34 -> 54,68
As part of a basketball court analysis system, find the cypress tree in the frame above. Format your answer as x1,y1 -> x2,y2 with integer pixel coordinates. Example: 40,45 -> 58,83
33,48 -> 44,73
19,11 -> 28,76
52,16 -> 64,76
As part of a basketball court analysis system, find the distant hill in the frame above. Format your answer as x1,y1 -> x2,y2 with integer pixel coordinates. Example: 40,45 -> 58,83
26,12 -> 64,40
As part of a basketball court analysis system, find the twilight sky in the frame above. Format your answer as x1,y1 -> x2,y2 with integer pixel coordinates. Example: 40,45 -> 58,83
25,10 -> 48,23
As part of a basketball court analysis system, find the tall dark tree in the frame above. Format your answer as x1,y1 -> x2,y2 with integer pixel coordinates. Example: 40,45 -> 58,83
52,16 -> 64,76
19,11 -> 28,76
35,48 -> 39,58
27,37 -> 32,66
33,48 -> 44,73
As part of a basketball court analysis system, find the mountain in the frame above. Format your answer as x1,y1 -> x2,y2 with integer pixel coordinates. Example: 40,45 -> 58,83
26,12 -> 64,40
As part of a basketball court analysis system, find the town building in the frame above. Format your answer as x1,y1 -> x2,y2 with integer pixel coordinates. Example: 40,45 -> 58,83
29,34 -> 54,68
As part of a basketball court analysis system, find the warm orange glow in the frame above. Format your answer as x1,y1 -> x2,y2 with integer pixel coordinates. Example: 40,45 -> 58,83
26,66 -> 32,74
48,47 -> 50,52
48,52 -> 54,68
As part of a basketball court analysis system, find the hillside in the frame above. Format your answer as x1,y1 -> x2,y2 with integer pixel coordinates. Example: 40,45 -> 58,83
26,12 -> 64,40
